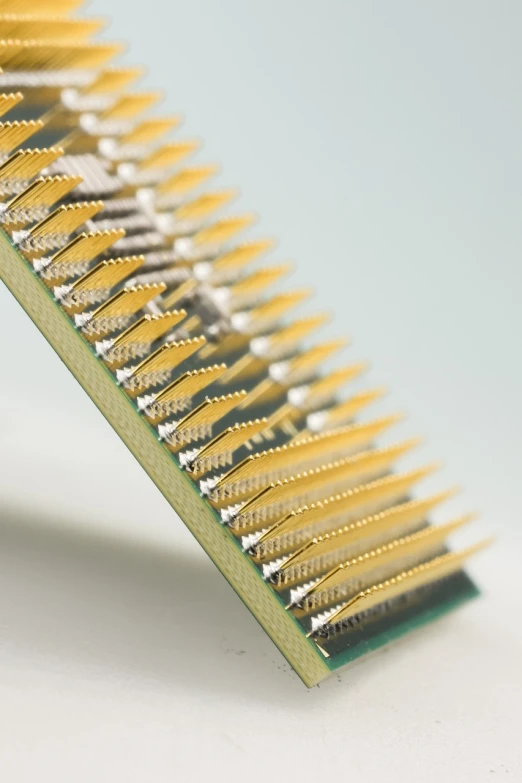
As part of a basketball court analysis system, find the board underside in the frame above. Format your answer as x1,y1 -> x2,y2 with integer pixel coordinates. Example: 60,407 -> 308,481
0,228 -> 480,686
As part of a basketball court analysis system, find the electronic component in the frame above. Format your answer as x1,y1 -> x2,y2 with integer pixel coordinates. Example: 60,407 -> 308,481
0,1 -> 489,687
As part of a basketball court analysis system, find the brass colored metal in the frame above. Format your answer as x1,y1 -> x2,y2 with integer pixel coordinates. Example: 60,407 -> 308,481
143,364 -> 227,423
101,310 -> 186,368
83,67 -> 145,96
254,489 -> 457,568
173,189 -> 237,222
297,514 -> 474,611
0,119 -> 43,154
234,439 -> 419,528
0,39 -> 124,71
58,256 -> 144,312
121,336 -> 206,394
80,283 -> 166,340
157,165 -> 218,197
1,175 -> 82,228
0,15 -> 105,41
164,391 -> 247,450
0,146 -> 63,196
188,418 -> 269,476
138,140 -> 199,171
319,540 -> 491,631
121,116 -> 181,146
209,238 -> 275,282
101,91 -> 162,120
209,414 -> 402,502
0,90 -> 22,117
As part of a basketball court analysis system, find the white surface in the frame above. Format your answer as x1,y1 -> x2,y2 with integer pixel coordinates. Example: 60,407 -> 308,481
1,1 -> 521,780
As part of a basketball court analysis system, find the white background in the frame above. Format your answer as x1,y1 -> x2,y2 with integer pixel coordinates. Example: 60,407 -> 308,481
0,1 -> 521,780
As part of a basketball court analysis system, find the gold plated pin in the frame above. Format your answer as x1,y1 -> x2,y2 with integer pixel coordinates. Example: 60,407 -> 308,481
0,39 -> 123,71
121,116 -> 181,146
254,465 -> 439,567
162,391 -> 247,449
0,15 -> 105,41
20,200 -> 103,257
295,514 -> 475,613
119,335 -> 206,394
138,140 -> 199,171
78,283 -> 167,340
0,119 -> 43,155
186,419 -> 268,476
157,164 -> 218,197
0,146 -> 63,196
314,540 -> 491,635
232,439 -> 419,529
191,214 -> 256,250
208,238 -> 276,283
101,91 -> 162,120
208,414 -> 401,503
99,310 -> 186,367
0,174 -> 82,229
141,364 -> 227,423
0,90 -> 22,118
226,264 -> 293,309
243,288 -> 312,336
83,67 -> 145,96
56,256 -> 144,312
0,2 -> 84,13
40,227 -> 125,282
253,488 -> 457,574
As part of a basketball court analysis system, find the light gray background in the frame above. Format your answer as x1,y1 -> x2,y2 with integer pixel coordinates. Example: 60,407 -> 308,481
0,1 -> 520,780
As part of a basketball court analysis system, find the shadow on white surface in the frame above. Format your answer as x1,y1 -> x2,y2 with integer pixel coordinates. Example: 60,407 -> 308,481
0,501 -> 311,701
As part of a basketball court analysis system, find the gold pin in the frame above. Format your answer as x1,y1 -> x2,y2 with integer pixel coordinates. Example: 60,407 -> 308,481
172,189 -> 237,223
157,164 -> 218,197
119,336 -> 206,395
191,214 -> 256,249
0,174 -> 82,229
208,414 -> 402,503
186,419 -> 268,477
162,391 -> 247,449
101,91 -> 162,120
316,540 -> 492,634
227,264 -> 293,309
220,313 -> 330,384
0,119 -> 43,155
240,338 -> 348,410
83,67 -> 144,96
253,488 -> 457,570
0,2 -> 85,13
99,310 -> 186,368
0,15 -> 105,41
159,277 -> 198,310
21,200 -> 103,257
245,288 -> 312,335
141,364 -> 227,423
40,228 -> 125,282
209,238 -> 276,282
0,40 -> 124,71
297,514 -> 475,612
0,146 -> 63,196
56,256 -> 144,313
0,91 -> 22,118
121,116 -> 181,146
268,364 -> 370,432
138,140 -> 199,171
78,283 -> 167,340
315,388 -> 387,431
257,465 -> 439,559
233,439 -> 419,529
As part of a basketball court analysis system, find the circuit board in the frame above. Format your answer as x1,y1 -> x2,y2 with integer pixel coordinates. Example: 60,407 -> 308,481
0,1 -> 487,687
